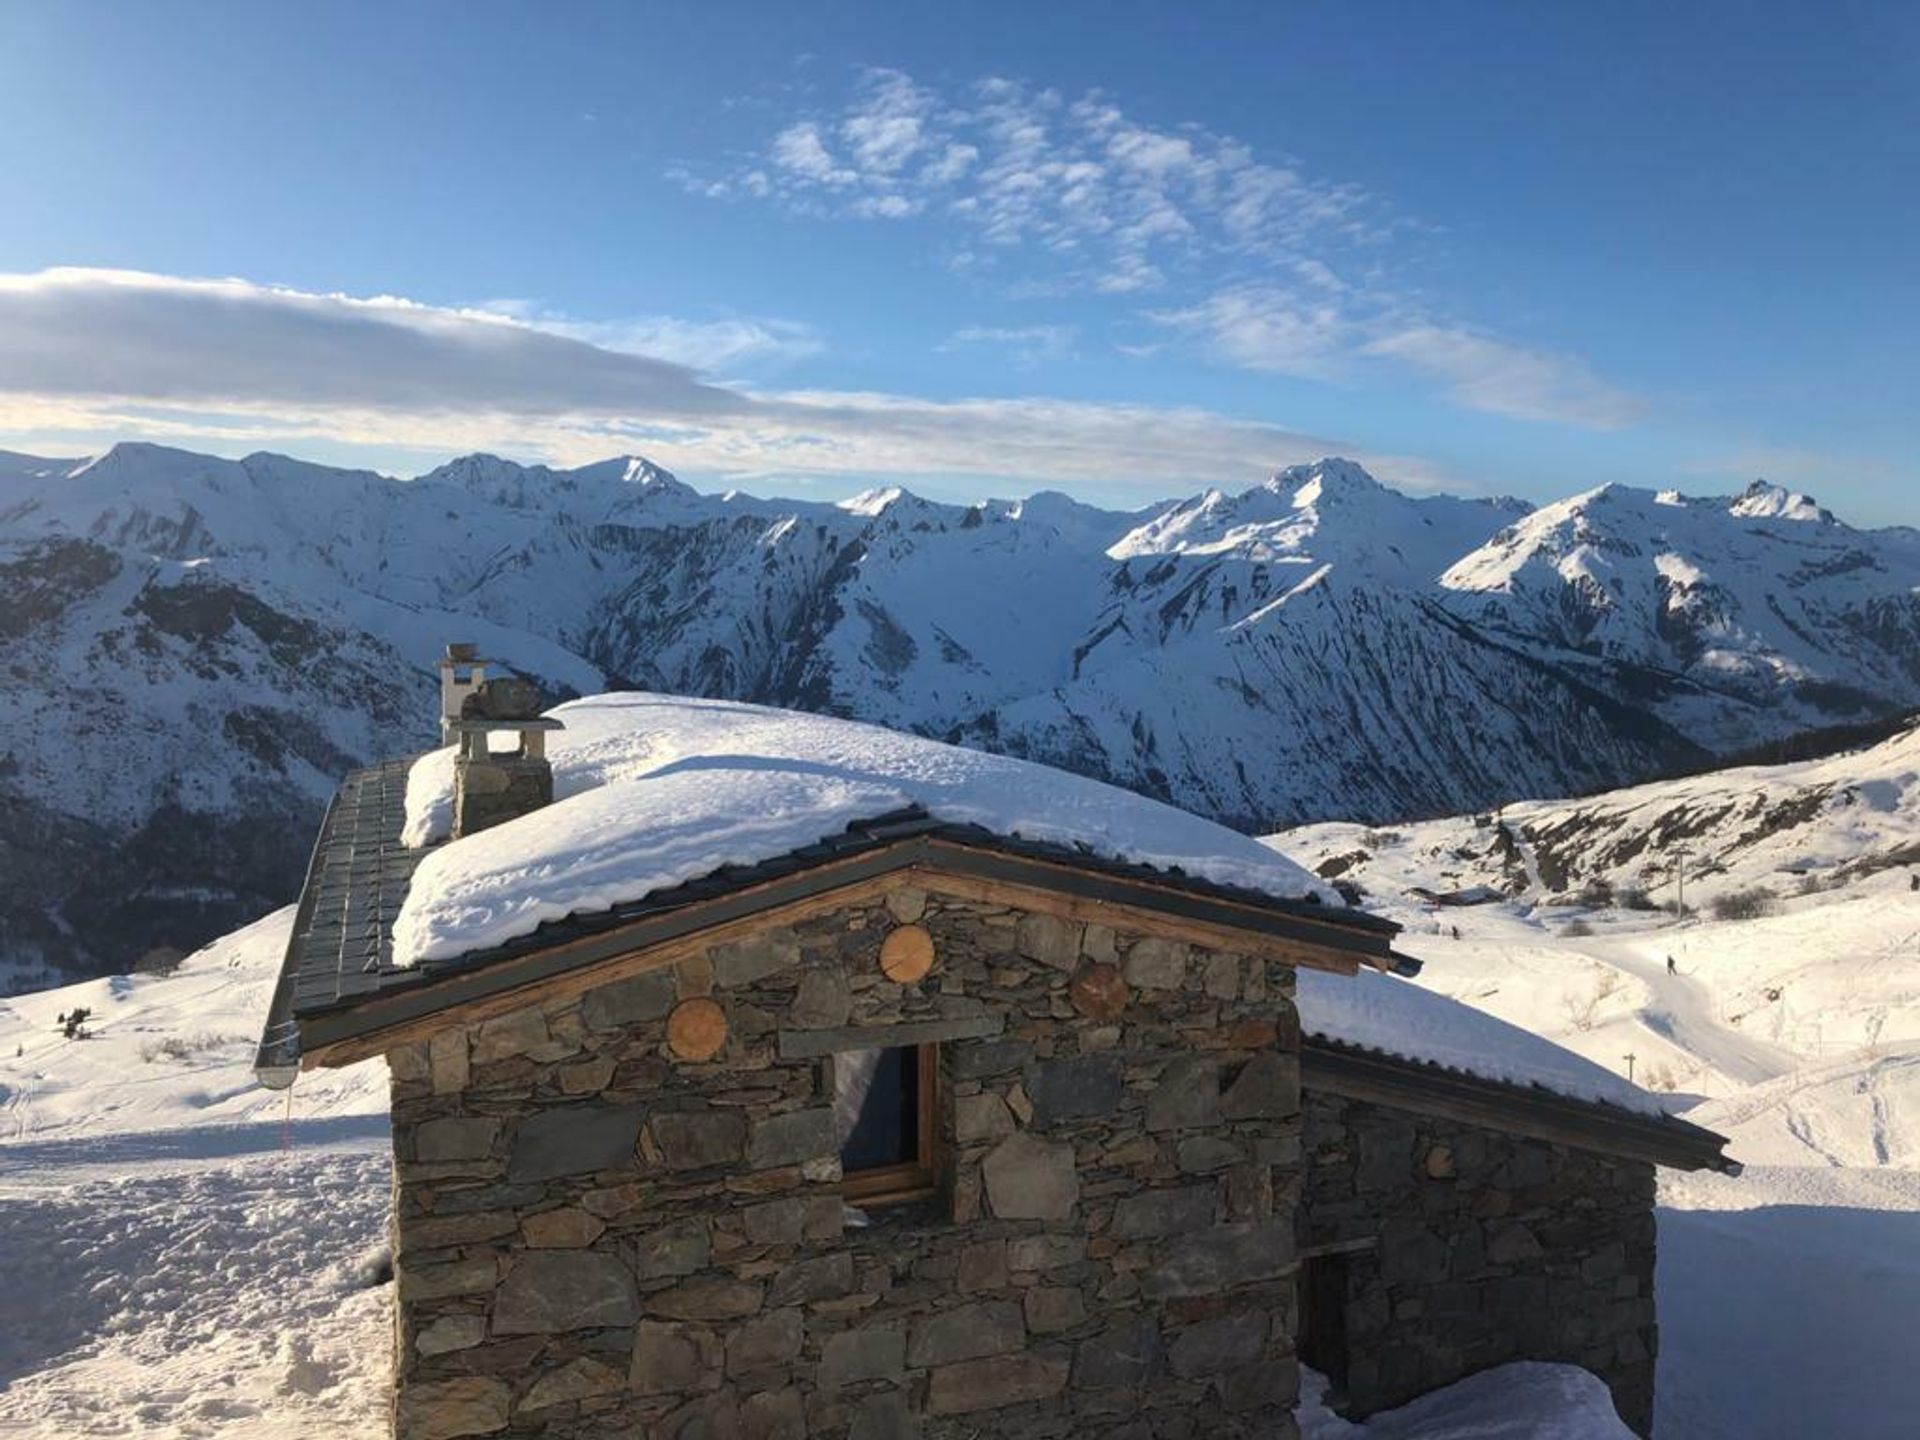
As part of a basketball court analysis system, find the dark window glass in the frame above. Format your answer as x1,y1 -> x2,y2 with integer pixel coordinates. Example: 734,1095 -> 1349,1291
835,1046 -> 921,1173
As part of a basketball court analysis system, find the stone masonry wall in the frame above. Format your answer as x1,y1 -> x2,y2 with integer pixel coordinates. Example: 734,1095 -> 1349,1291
384,887 -> 1306,1439
1299,1090 -> 1659,1436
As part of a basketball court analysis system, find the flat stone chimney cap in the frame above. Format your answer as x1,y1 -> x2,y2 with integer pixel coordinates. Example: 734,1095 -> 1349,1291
448,716 -> 564,733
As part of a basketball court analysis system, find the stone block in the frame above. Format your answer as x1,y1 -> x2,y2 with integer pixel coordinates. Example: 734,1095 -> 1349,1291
747,1108 -> 836,1170
580,1182 -> 647,1221
1071,1317 -> 1163,1388
819,1325 -> 906,1388
954,1091 -> 1014,1144
711,929 -> 801,987
727,1308 -> 804,1374
1023,1285 -> 1086,1335
743,1387 -> 806,1440
399,1257 -> 498,1303
506,1104 -> 645,1183
414,1116 -> 501,1163
493,1251 -> 638,1334
428,1029 -> 469,1094
469,1008 -> 556,1065
1141,1222 -> 1294,1300
906,1301 -> 1025,1368
1167,1312 -> 1266,1378
927,1352 -> 1069,1413
1220,1053 -> 1295,1122
647,1277 -> 766,1321
1122,937 -> 1189,990
416,1314 -> 487,1356
742,1197 -> 808,1247
793,968 -> 852,1028
848,1391 -> 914,1440
982,1132 -> 1080,1220
1175,1137 -> 1245,1175
634,1216 -> 713,1279
520,1357 -> 625,1412
956,1239 -> 1008,1291
883,888 -> 927,923
629,1320 -> 709,1396
653,1109 -> 749,1170
1486,1220 -> 1545,1266
767,1251 -> 855,1306
1028,1056 -> 1125,1127
1145,1057 -> 1221,1132
1015,912 -> 1082,970
558,1056 -> 616,1095
1006,1234 -> 1086,1272
1111,1184 -> 1216,1240
521,1207 -> 605,1249
660,1392 -> 740,1439
948,1039 -> 1030,1079
1202,952 -> 1241,1000
401,1210 -> 517,1253
580,970 -> 676,1031
395,1376 -> 511,1439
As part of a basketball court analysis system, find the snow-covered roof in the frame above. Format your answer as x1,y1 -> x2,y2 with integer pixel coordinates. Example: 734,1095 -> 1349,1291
392,692 -> 1341,970
1296,966 -> 1666,1116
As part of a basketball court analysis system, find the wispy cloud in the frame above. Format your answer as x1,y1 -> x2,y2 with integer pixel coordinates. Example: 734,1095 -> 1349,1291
0,268 -> 1449,492
1363,326 -> 1643,429
681,67 -> 1642,431
682,69 -> 1381,296
474,300 -> 822,373
943,324 -> 1079,366
1150,286 -> 1353,381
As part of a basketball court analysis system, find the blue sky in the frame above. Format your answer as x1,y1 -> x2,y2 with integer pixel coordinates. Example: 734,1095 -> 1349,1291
0,1 -> 1913,520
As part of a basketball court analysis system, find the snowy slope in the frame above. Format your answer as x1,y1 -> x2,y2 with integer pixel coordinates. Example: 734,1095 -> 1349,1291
5,441 -> 1917,982
1275,734 -> 1920,1439
0,912 -> 391,1438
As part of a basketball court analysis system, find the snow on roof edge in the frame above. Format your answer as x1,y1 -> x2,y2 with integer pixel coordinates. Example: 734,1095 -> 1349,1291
391,692 -> 1342,970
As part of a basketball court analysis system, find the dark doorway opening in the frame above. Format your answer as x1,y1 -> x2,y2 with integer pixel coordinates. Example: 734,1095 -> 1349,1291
1299,1252 -> 1352,1404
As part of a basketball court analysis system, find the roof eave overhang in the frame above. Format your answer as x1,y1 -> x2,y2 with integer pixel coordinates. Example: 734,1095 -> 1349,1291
291,831 -> 1397,1070
1301,1035 -> 1737,1174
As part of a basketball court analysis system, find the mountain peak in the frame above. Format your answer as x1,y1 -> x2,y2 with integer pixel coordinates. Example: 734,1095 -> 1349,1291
1260,457 -> 1384,508
1731,479 -> 1833,524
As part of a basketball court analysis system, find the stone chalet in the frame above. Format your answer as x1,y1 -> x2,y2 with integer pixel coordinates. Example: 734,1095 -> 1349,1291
255,655 -> 1733,1440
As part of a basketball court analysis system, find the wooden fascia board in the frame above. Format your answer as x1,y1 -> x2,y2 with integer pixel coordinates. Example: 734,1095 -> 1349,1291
300,840 -> 1372,1069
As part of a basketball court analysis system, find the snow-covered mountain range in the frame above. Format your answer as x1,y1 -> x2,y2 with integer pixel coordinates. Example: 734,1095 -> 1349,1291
2,441 -> 1916,980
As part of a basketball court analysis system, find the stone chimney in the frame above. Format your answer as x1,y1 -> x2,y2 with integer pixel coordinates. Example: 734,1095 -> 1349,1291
449,672 -> 563,838
438,642 -> 489,743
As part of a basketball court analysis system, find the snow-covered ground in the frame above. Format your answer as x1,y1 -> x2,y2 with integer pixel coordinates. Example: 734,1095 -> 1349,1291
1272,726 -> 1920,1438
0,912 -> 391,1438
5,724 -> 1919,1435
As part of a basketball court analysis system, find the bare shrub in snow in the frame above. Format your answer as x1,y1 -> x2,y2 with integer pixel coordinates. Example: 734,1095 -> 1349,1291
1641,1061 -> 1680,1092
1713,887 -> 1774,922
139,1030 -> 235,1063
1562,970 -> 1622,1031
1561,918 -> 1596,938
1617,885 -> 1659,911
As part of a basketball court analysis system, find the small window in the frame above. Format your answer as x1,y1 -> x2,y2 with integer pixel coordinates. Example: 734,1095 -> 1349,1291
833,1045 -> 937,1206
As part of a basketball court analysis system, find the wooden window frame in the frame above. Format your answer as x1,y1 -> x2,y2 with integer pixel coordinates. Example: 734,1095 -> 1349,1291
838,1043 -> 940,1208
